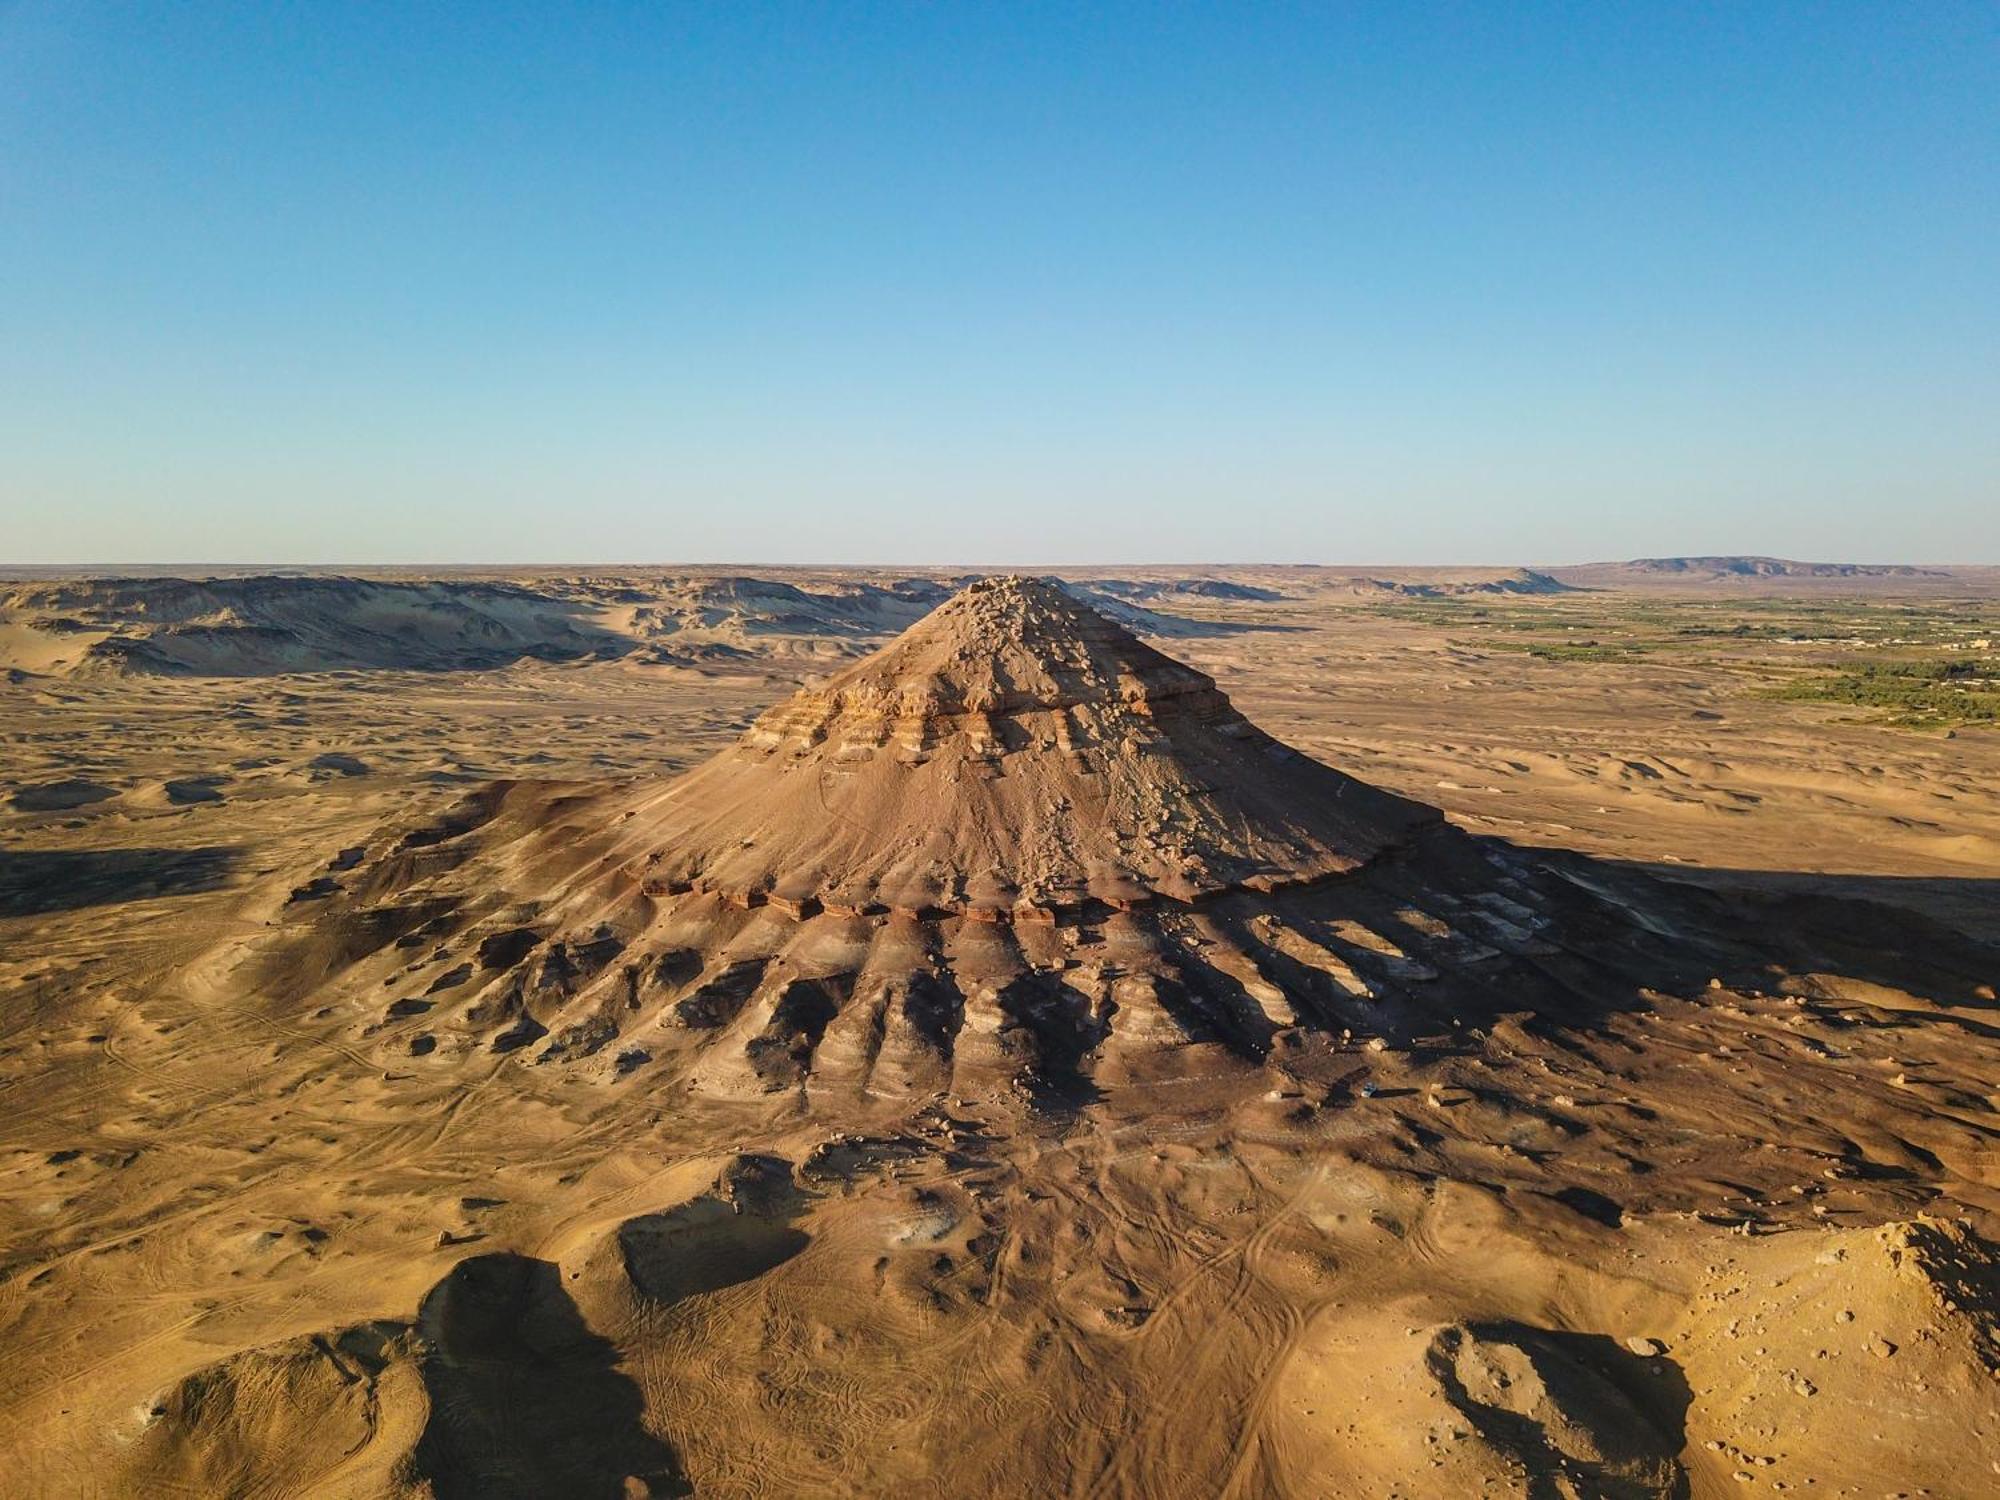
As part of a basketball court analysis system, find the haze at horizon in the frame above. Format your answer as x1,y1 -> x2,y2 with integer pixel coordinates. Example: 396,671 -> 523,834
2,2 -> 1995,566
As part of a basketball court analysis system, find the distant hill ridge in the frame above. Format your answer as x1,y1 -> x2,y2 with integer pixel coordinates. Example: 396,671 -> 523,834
1617,556 -> 1947,579
0,572 -> 1249,680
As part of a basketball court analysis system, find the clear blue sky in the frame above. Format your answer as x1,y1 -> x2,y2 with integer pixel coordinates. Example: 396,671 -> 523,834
3,2 -> 1994,565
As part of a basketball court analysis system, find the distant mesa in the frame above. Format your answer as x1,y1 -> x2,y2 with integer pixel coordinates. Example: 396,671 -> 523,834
1461,567 -> 1574,595
1058,568 -> 1576,605
1327,568 -> 1575,599
1083,578 -> 1288,603
1616,556 -> 1947,580
1531,556 -> 1980,592
1540,556 -> 1995,594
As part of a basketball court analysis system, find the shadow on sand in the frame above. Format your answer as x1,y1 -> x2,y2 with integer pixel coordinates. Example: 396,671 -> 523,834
0,844 -> 242,917
1619,859 -> 2000,953
1429,1322 -> 1695,1500
1609,858 -> 2000,1008
413,1253 -> 688,1499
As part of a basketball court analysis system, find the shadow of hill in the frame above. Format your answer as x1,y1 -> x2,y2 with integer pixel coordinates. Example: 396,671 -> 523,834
1430,1323 -> 1693,1500
1611,860 -> 2000,989
618,1195 -> 810,1306
1272,833 -> 2000,1054
414,1252 -> 687,1499
0,845 -> 241,916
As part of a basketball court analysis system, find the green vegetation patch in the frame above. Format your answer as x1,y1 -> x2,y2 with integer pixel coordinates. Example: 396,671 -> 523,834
1767,657 -> 2000,728
1471,638 -> 1649,663
1376,595 -> 2000,685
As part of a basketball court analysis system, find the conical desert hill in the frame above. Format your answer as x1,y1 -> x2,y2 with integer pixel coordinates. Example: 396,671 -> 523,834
623,574 -> 1438,918
241,575 -> 1998,1114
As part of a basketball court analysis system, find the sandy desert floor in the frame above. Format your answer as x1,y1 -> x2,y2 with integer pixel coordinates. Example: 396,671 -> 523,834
1,568 -> 1995,1498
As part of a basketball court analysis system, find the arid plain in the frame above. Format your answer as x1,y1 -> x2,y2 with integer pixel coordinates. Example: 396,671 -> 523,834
2,561 -> 1996,1498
